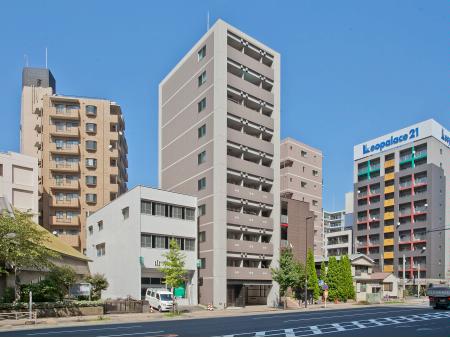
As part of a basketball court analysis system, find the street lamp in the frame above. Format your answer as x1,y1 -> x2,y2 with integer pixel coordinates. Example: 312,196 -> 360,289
304,216 -> 313,308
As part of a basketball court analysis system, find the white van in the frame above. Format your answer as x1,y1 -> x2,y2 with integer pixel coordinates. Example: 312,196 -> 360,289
145,288 -> 174,312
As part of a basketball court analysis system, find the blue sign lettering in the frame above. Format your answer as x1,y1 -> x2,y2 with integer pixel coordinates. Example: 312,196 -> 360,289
362,128 -> 419,155
442,128 -> 450,148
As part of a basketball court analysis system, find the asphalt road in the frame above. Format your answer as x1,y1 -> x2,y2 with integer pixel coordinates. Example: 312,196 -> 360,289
1,305 -> 449,337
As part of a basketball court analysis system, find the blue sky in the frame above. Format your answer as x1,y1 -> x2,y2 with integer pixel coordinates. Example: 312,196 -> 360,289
0,0 -> 447,211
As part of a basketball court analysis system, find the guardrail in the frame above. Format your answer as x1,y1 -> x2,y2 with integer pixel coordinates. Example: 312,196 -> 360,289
0,311 -> 37,323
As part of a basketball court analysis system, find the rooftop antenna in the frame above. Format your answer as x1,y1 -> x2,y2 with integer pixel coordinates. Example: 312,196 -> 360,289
207,11 -> 210,31
45,47 -> 48,69
24,54 -> 29,67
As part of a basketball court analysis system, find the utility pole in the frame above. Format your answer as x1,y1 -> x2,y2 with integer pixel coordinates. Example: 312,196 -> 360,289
417,263 -> 420,298
402,254 -> 406,299
304,216 -> 313,308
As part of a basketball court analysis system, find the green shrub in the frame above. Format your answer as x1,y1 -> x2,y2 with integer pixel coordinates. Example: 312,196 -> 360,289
1,287 -> 15,303
0,300 -> 104,311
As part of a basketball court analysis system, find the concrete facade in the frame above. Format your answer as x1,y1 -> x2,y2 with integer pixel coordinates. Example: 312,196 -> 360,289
159,20 -> 280,308
353,119 -> 450,282
0,151 -> 38,221
323,210 -> 352,257
20,68 -> 128,252
86,186 -> 198,303
280,138 -> 323,257
280,198 -> 314,263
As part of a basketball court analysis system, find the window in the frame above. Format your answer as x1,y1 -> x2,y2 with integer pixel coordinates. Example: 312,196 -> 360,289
96,243 -> 105,256
86,105 -> 97,116
312,200 -> 318,206
141,200 -> 152,214
88,226 -> 93,235
301,181 -> 307,188
153,203 -> 165,216
86,193 -> 97,204
198,124 -> 206,138
141,234 -> 152,247
198,204 -> 206,216
197,97 -> 207,112
301,150 -> 307,157
0,163 -> 3,176
198,151 -> 206,164
199,231 -> 206,242
97,220 -> 103,231
154,235 -> 166,249
172,206 -> 183,219
197,71 -> 207,87
122,207 -> 129,219
198,177 -> 206,191
198,45 -> 206,61
86,158 -> 97,168
141,277 -> 151,284
185,239 -> 195,251
383,283 -> 393,292
360,283 -> 367,292
312,170 -> 319,177
199,258 -> 206,269
85,176 -> 97,186
86,140 -> 97,151
185,208 -> 195,221
86,123 -> 97,133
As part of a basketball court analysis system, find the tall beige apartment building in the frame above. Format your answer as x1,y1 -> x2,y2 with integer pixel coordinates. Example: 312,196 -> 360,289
159,20 -> 280,308
280,138 -> 324,256
20,68 -> 128,252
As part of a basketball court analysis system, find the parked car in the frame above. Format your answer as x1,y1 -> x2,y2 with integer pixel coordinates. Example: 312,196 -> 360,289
145,288 -> 174,312
427,286 -> 450,309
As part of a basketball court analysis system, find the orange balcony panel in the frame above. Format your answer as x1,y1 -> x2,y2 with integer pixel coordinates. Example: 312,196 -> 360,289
384,186 -> 395,194
384,265 -> 394,272
384,199 -> 394,208
384,173 -> 395,181
384,238 -> 394,246
384,252 -> 394,259
384,159 -> 395,168
384,225 -> 394,233
384,212 -> 394,220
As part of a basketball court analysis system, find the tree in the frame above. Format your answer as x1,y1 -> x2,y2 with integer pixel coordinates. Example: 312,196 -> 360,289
339,255 -> 355,301
46,265 -> 77,301
291,260 -> 306,305
326,256 -> 340,301
306,249 -> 320,301
0,209 -> 59,301
159,239 -> 187,313
271,248 -> 297,309
86,273 -> 109,300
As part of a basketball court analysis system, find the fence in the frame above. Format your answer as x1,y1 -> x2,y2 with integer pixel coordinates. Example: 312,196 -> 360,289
104,300 -> 149,314
0,311 -> 37,323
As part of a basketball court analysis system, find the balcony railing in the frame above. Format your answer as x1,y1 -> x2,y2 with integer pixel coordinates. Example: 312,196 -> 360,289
280,215 -> 288,224
399,209 -> 411,216
415,177 -> 427,185
414,207 -> 427,213
400,181 -> 412,188
415,150 -> 427,159
400,154 -> 413,162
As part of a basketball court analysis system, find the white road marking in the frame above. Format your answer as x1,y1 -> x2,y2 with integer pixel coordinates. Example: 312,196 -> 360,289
26,325 -> 144,336
224,311 -> 450,337
107,331 -> 164,337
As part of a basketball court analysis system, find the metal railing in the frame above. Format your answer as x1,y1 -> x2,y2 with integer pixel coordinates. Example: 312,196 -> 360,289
0,311 -> 37,322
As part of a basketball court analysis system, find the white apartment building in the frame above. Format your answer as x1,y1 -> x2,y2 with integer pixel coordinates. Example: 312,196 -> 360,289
323,210 -> 352,257
0,151 -> 38,221
86,186 -> 198,304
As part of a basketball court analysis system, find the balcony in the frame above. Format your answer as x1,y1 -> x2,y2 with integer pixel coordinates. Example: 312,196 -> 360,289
49,107 -> 80,120
227,267 -> 272,281
384,212 -> 394,220
384,199 -> 394,207
280,215 -> 288,224
400,154 -> 413,163
227,239 -> 273,255
384,172 -> 395,181
226,210 -> 273,230
58,234 -> 80,248
414,150 -> 427,160
49,162 -> 80,172
227,73 -> 274,104
227,128 -> 274,155
383,238 -> 394,246
50,198 -> 80,208
49,216 -> 80,227
357,217 -> 368,224
384,159 -> 395,168
227,183 -> 273,205
227,156 -> 273,181
49,143 -> 80,155
399,236 -> 411,243
383,251 -> 394,259
227,45 -> 274,79
50,179 -> 79,190
414,177 -> 427,186
384,265 -> 394,272
49,125 -> 80,137
384,186 -> 395,194
384,225 -> 394,233
399,209 -> 411,217
227,100 -> 274,130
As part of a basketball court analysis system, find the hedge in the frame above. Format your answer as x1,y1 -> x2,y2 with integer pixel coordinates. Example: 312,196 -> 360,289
0,300 -> 104,311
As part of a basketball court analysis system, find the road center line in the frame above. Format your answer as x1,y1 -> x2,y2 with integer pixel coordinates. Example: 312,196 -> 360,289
26,325 -> 144,336
107,331 -> 164,337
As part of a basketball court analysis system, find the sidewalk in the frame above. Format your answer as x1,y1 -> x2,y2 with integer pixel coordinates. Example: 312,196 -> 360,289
0,298 -> 427,332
